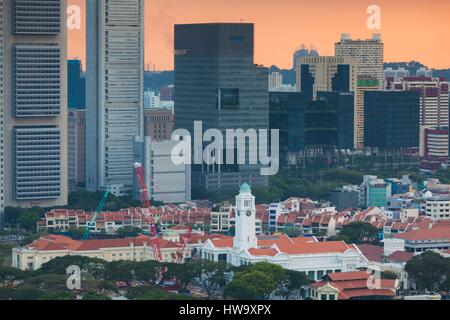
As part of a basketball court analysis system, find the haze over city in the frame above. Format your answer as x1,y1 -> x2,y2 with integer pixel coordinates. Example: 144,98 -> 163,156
68,0 -> 450,70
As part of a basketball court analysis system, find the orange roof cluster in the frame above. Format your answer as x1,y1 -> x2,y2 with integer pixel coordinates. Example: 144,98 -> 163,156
394,226 -> 450,241
26,234 -> 181,252
311,271 -> 397,300
208,233 -> 360,257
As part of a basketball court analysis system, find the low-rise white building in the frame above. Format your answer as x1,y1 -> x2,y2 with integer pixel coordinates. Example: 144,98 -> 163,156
200,184 -> 368,280
424,197 -> 450,221
12,234 -> 187,271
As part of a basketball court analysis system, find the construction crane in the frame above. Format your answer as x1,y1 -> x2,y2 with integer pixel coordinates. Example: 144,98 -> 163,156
82,191 -> 110,240
175,226 -> 193,262
133,162 -> 162,261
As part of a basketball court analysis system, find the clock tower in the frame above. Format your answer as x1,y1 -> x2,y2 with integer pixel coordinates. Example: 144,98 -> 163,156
233,183 -> 258,251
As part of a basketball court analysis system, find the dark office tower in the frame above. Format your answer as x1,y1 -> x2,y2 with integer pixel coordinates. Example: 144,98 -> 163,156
68,60 -> 86,109
269,92 -> 306,167
0,0 -> 68,228
174,23 -> 269,196
364,91 -> 420,150
304,92 -> 354,150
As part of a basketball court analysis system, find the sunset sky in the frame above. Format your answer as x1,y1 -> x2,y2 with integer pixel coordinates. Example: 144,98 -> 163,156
68,0 -> 450,70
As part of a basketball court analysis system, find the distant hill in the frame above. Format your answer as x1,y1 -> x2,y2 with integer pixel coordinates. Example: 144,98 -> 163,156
384,61 -> 450,81
144,61 -> 450,92
383,61 -> 427,75
269,65 -> 296,85
144,71 -> 174,91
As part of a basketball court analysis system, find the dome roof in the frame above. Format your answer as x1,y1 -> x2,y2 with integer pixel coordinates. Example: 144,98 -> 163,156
240,183 -> 251,194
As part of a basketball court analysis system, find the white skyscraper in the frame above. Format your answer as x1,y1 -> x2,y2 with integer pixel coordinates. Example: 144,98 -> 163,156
86,0 -> 145,193
1,0 -> 68,228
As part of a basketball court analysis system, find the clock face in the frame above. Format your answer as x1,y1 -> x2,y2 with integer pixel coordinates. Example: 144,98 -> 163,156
246,210 -> 252,217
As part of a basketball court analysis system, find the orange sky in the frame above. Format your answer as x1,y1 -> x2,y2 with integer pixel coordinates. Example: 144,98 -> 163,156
68,0 -> 450,70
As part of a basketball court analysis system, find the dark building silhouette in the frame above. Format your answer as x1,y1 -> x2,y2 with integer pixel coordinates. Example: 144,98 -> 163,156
174,23 -> 269,196
269,92 -> 306,167
305,92 -> 354,150
364,91 -> 420,150
68,60 -> 86,109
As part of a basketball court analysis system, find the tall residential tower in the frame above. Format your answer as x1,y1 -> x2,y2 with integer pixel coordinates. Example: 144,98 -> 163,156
86,0 -> 144,193
335,33 -> 384,148
0,0 -> 68,227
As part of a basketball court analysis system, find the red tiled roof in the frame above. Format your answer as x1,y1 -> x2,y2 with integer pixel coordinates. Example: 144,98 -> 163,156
327,271 -> 370,282
247,248 -> 278,257
26,234 -> 180,252
339,289 -> 396,300
386,251 -> 414,263
395,227 -> 450,241
358,244 -> 384,263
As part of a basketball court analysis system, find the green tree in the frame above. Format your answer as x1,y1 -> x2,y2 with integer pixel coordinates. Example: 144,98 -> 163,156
38,291 -> 76,300
39,256 -> 107,281
405,251 -> 450,291
116,226 -> 143,238
133,261 -> 161,284
0,266 -> 25,288
82,291 -> 111,300
10,285 -> 42,300
337,221 -> 379,244
104,261 -> 135,285
276,270 -> 310,300
17,212 -> 40,232
165,260 -> 203,291
381,270 -> 398,280
197,261 -> 227,298
22,274 -> 68,291
127,286 -> 194,300
224,271 -> 276,300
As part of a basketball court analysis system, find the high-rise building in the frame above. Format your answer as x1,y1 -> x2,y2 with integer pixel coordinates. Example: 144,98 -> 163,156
0,0 -> 68,225
364,91 -> 420,150
297,56 -> 358,148
144,90 -> 160,109
269,92 -> 306,167
144,108 -> 174,141
269,72 -> 283,90
68,109 -> 86,190
305,91 -> 355,150
296,56 -> 358,101
355,77 -> 379,148
391,77 -> 449,128
134,137 -> 191,204
0,0 -> 4,227
335,33 -> 384,90
68,60 -> 86,109
160,85 -> 174,101
86,0 -> 145,193
335,34 -> 384,149
174,23 -> 269,197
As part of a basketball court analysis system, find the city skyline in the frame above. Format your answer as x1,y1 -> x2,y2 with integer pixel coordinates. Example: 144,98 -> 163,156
68,0 -> 450,70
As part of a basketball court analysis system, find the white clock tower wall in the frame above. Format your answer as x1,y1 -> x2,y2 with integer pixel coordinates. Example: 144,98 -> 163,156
233,184 -> 258,251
